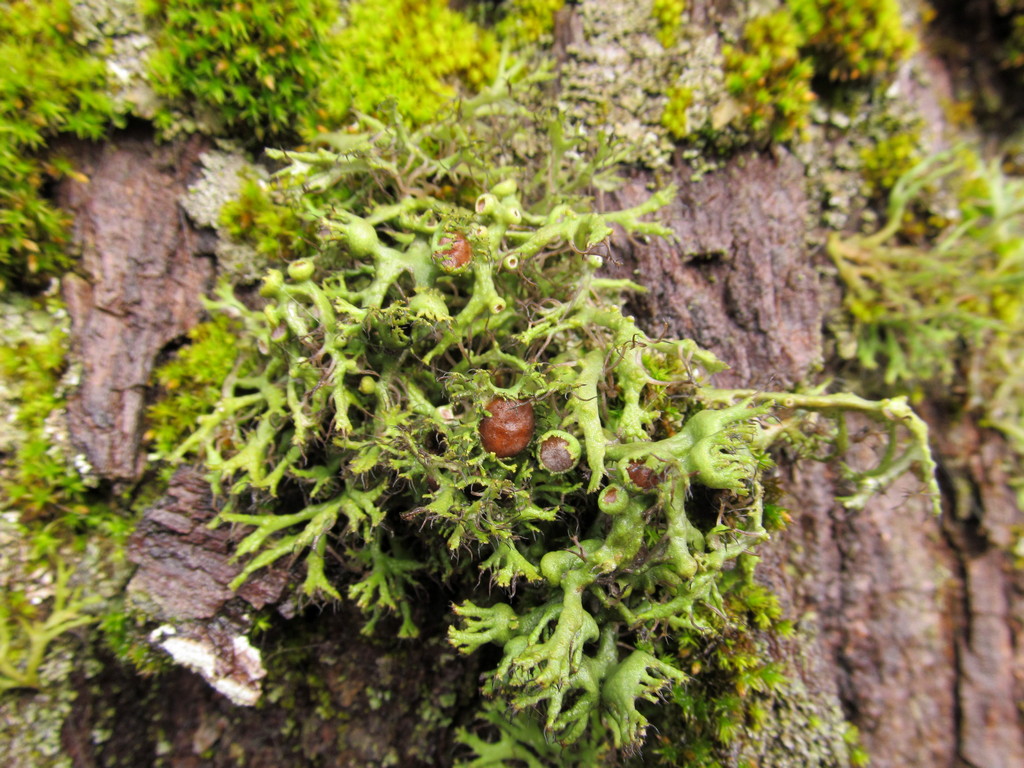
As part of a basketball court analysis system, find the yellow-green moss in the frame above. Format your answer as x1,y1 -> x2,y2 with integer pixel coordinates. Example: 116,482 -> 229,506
0,300 -> 92,521
0,0 -> 119,289
219,174 -> 314,262
790,0 -> 917,83
860,130 -> 924,201
315,0 -> 499,130
495,0 -> 567,45
661,85 -> 694,140
142,0 -> 342,142
651,0 -> 685,48
723,10 -> 815,143
708,0 -> 918,146
146,315 -> 246,459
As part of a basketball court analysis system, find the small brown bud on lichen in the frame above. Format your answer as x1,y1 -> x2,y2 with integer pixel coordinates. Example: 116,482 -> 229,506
537,430 -> 581,473
623,459 -> 663,491
434,231 -> 472,272
599,484 -> 629,515
479,398 -> 535,458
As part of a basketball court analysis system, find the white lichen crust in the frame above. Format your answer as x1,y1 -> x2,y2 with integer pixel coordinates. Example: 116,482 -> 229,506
149,624 -> 266,707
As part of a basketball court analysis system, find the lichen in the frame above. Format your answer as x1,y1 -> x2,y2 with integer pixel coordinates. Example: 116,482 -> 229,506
70,0 -> 154,118
178,147 -> 275,283
157,62 -> 939,756
0,505 -> 132,768
830,146 -> 1024,510
733,677 -> 861,768
554,0 -> 681,168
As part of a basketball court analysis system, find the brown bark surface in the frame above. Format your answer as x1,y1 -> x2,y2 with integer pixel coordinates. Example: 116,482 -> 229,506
604,150 -> 822,389
75,144 -> 1024,768
49,24 -> 1024,768
57,131 -> 214,481
127,467 -> 288,620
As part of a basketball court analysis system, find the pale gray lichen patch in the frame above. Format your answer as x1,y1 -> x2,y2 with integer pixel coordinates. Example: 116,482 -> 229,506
149,622 -> 267,706
180,149 -> 271,284
72,0 -> 144,39
180,149 -> 256,230
0,684 -> 76,768
556,0 -> 681,168
668,32 -> 731,134
553,0 -> 751,175
736,677 -> 857,767
794,57 -> 939,236
72,0 -> 158,117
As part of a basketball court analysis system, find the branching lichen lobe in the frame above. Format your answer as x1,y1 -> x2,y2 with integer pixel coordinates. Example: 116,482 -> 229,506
160,63 -> 942,758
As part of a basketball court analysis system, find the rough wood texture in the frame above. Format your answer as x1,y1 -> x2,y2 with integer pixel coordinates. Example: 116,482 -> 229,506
604,154 -> 1024,766
781,460 -> 961,766
603,151 -> 822,388
47,20 -> 1023,764
127,467 -> 288,621
61,150 -> 1024,768
58,131 -> 215,481
933,413 -> 1024,768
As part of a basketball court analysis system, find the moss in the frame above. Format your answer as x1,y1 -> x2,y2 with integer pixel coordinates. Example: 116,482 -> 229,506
317,0 -> 499,130
0,294 -> 133,696
496,0 -> 567,45
0,0 -> 120,289
661,85 -> 693,140
680,0 -> 918,149
219,173 -> 316,263
641,548 -> 796,767
790,0 -> 917,83
144,0 -> 498,139
859,128 -> 925,202
146,315 -> 247,460
0,297 -> 98,521
722,9 -> 816,143
652,0 -> 686,48
142,0 -> 343,142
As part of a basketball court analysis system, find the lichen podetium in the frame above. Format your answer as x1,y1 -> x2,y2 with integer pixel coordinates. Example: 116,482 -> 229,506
164,63 -> 940,754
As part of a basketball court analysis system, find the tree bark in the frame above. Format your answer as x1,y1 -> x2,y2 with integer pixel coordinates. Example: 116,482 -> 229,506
57,130 -> 214,482
9,3 -> 1019,767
